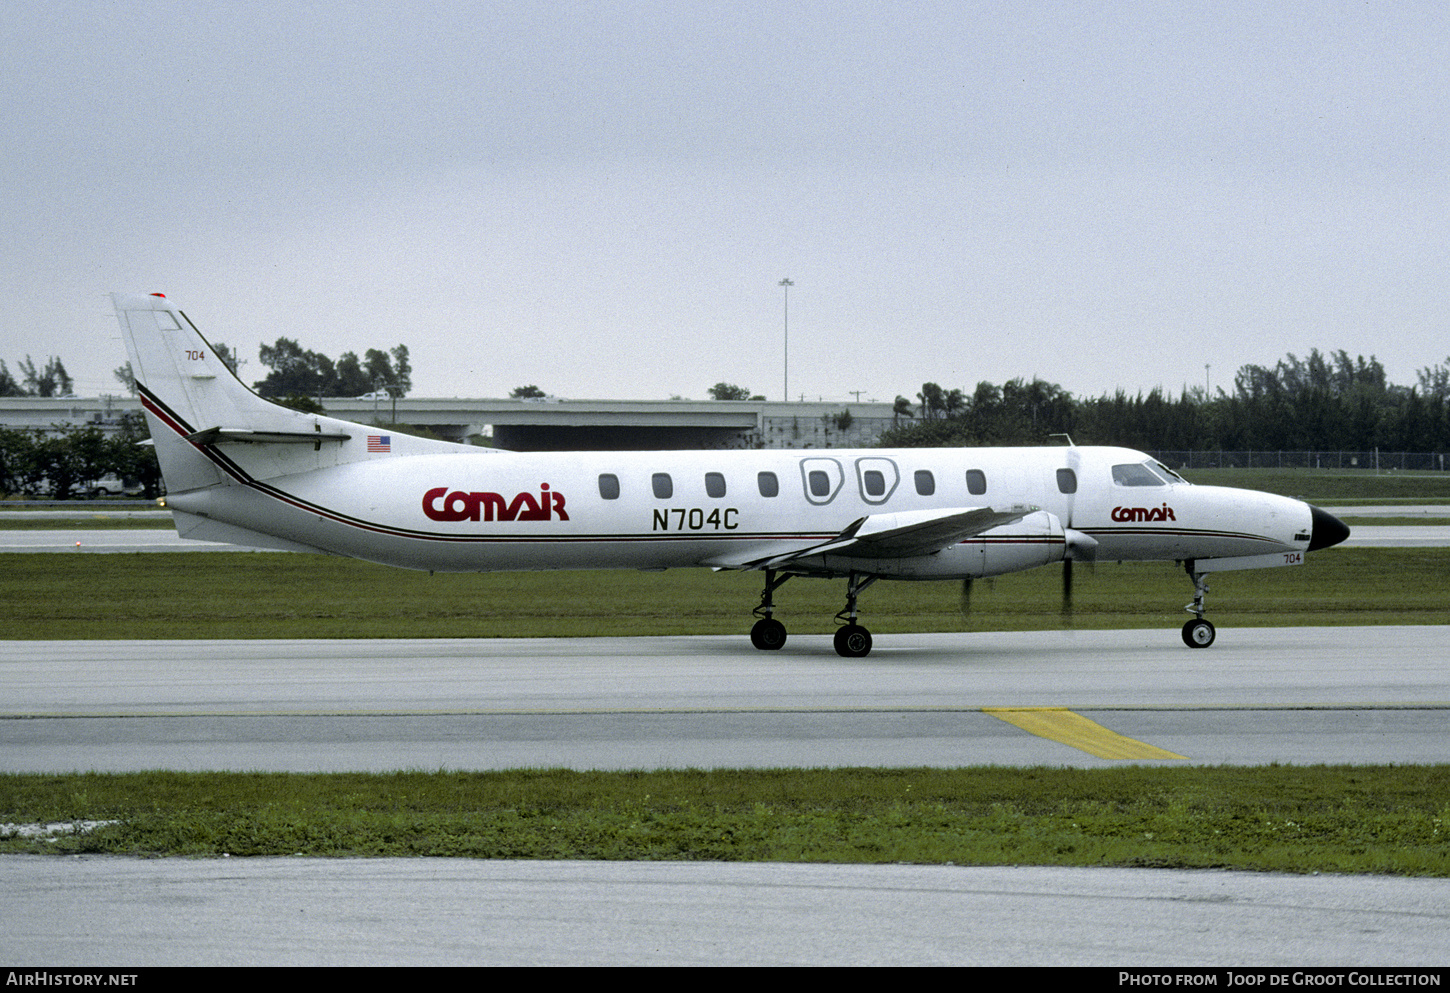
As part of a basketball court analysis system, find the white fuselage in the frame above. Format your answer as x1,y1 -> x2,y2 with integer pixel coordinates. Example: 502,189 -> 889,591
111,290 -> 1350,655
163,443 -> 1315,580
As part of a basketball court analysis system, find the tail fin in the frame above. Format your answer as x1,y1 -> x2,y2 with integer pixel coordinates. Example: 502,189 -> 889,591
112,292 -> 456,494
115,292 -> 261,491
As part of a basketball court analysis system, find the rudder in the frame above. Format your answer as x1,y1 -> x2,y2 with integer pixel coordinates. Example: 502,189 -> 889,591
112,292 -> 339,492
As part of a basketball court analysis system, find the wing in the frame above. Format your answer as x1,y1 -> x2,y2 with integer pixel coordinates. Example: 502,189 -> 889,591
713,505 -> 1037,571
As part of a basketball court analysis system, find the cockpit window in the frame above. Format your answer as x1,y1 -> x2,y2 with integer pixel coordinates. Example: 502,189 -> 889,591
1112,462 -> 1168,487
1154,461 -> 1187,484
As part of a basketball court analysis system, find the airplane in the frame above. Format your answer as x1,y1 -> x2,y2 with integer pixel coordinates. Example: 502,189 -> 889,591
112,291 -> 1351,657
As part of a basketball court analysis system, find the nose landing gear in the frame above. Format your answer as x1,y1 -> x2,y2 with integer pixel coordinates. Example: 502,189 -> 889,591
1181,561 -> 1216,648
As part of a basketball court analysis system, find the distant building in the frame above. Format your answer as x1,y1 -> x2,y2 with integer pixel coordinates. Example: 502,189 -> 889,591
0,396 -> 905,451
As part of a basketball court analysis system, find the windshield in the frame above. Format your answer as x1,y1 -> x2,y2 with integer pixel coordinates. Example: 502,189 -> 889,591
1112,461 -> 1179,487
1153,461 -> 1187,484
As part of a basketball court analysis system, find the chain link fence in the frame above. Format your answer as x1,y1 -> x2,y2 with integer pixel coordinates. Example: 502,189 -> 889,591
1146,451 -> 1450,472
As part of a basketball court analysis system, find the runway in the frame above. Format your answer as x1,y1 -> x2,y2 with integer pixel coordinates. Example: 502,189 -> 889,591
5,628 -> 1448,965
3,627 -> 1447,772
4,857 -> 1447,967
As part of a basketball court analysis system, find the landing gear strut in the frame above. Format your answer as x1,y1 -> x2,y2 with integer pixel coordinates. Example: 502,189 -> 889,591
750,569 -> 790,650
1181,561 -> 1216,648
833,572 -> 879,658
748,569 -> 882,657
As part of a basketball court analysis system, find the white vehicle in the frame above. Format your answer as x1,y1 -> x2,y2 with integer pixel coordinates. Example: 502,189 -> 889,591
88,475 -> 144,498
113,292 -> 1349,656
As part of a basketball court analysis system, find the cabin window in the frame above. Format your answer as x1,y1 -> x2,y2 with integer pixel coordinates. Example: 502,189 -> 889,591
705,472 -> 727,498
758,471 -> 779,497
652,473 -> 673,499
808,470 -> 832,498
854,457 -> 898,504
914,470 -> 935,496
598,473 -> 620,500
1056,468 -> 1078,494
1112,462 -> 1168,487
966,469 -> 987,496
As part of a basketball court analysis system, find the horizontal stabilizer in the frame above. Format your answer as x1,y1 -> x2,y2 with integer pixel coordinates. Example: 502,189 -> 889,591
186,426 -> 352,445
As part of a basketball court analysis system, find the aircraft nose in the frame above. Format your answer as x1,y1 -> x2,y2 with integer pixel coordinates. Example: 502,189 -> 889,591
1307,505 -> 1351,551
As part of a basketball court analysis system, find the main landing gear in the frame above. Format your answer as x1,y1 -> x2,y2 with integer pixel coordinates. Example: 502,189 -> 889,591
749,569 -> 791,651
749,569 -> 881,658
1181,561 -> 1216,649
833,573 -> 878,658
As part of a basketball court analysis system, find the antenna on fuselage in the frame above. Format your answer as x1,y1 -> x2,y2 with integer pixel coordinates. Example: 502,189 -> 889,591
1047,433 -> 1075,446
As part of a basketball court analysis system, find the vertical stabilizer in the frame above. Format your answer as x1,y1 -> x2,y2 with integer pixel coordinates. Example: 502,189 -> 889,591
113,292 -> 246,491
113,292 -> 484,495
112,292 -> 362,493
112,292 -> 293,431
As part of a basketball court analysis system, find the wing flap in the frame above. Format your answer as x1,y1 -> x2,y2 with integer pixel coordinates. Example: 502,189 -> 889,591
816,505 -> 1037,558
714,505 -> 1036,571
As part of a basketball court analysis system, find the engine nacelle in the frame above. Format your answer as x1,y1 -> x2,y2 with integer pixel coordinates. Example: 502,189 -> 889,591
822,510 -> 1066,579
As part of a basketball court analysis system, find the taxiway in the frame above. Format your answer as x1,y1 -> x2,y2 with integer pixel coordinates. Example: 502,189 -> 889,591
3,627 -> 1447,771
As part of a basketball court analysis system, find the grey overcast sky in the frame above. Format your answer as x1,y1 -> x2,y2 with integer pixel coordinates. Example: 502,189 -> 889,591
3,0 -> 1447,403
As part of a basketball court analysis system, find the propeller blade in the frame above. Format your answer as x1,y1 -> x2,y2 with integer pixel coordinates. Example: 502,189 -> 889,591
1061,558 -> 1073,621
959,576 -> 973,621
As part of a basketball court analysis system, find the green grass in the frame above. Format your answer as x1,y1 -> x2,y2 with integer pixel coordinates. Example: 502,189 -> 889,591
1178,467 -> 1450,502
3,767 -> 1447,874
1341,516 -> 1450,526
1,547 -> 1445,639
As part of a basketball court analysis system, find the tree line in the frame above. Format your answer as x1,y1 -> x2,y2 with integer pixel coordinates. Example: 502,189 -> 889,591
0,413 -> 162,499
879,350 -> 1450,453
105,335 -> 412,403
0,356 -> 74,397
252,339 -> 412,400
2,335 -> 414,499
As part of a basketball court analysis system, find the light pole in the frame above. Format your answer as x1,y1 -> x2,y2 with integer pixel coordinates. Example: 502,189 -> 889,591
779,278 -> 793,401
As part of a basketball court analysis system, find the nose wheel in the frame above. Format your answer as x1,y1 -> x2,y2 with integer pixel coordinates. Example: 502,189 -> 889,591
1181,562 -> 1216,648
833,623 -> 873,658
1182,617 -> 1216,648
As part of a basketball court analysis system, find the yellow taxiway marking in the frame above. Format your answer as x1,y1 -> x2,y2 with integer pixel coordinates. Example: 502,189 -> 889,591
983,707 -> 1188,761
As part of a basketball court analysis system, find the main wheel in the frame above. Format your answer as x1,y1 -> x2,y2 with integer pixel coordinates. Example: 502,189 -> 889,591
833,624 -> 873,658
750,617 -> 787,650
1182,618 -> 1216,648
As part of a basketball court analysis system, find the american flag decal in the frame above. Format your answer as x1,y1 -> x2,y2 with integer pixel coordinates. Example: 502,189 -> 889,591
367,435 -> 391,452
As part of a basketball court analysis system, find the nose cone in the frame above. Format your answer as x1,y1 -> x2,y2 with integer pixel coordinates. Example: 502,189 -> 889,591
1308,505 -> 1351,551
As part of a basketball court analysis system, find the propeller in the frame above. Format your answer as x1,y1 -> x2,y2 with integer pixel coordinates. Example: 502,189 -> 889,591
959,576 -> 973,622
1062,528 -> 1098,625
1059,442 -> 1083,624
1062,557 -> 1074,621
